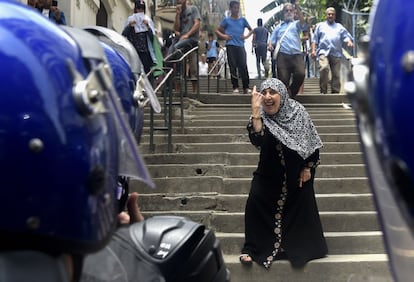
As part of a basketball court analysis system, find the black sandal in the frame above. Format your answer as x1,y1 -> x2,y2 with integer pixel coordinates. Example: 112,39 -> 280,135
239,254 -> 253,266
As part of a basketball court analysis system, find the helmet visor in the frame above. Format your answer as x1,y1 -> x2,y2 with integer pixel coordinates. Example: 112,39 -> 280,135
106,85 -> 154,188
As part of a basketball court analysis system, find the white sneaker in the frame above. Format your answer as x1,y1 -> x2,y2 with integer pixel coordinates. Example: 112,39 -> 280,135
243,88 -> 252,94
232,88 -> 239,93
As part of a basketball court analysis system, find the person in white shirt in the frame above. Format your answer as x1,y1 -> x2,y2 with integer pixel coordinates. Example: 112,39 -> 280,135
199,53 -> 209,76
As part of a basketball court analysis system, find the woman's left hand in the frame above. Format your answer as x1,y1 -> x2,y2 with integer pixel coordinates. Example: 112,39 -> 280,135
299,168 -> 311,188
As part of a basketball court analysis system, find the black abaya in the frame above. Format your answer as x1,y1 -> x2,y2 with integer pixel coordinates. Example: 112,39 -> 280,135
242,123 -> 328,268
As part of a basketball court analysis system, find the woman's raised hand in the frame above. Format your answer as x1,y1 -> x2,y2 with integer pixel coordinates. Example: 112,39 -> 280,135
251,85 -> 263,115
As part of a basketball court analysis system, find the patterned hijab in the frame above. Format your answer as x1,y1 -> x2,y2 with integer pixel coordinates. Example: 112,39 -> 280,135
259,78 -> 323,159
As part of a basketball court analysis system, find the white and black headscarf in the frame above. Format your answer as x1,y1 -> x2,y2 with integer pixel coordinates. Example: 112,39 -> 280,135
260,78 -> 323,159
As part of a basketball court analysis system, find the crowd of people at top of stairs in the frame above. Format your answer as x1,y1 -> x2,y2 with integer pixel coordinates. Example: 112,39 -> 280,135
158,0 -> 353,96
29,0 -> 354,97
156,0 -> 354,97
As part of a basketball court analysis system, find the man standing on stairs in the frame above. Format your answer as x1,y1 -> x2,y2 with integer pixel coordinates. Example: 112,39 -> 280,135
268,1 -> 306,98
166,0 -> 201,93
252,18 -> 269,79
240,78 -> 328,268
216,0 -> 253,94
311,7 -> 353,94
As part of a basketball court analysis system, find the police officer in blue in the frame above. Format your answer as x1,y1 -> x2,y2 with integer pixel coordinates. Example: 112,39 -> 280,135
346,1 -> 414,281
82,25 -> 231,282
0,0 -> 152,280
0,1 -> 230,281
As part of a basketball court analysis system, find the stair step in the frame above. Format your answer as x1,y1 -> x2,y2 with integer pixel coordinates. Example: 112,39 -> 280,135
143,151 -> 363,165
142,125 -> 358,135
223,254 -> 392,282
216,231 -> 385,255
139,211 -> 381,233
130,177 -> 370,195
147,108 -> 354,117
147,118 -> 356,127
139,142 -> 362,154
147,107 -> 355,115
145,163 -> 366,178
184,108 -> 354,114
137,193 -> 374,212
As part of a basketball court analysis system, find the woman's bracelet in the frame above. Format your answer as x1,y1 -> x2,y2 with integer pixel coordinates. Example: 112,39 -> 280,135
305,160 -> 320,169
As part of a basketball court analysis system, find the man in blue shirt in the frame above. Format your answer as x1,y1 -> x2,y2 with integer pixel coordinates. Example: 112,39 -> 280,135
311,7 -> 353,94
216,0 -> 253,94
252,18 -> 269,79
268,1 -> 305,98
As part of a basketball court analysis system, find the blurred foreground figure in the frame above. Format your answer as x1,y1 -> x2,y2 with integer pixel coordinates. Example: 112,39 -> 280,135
346,1 -> 414,281
0,1 -> 229,281
0,1 -> 150,281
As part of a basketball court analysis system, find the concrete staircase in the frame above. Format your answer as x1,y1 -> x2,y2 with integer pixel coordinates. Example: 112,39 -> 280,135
131,78 -> 393,282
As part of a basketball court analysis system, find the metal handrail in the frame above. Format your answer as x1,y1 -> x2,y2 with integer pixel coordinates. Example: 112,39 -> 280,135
206,51 -> 227,93
147,66 -> 175,153
149,46 -> 200,152
147,67 -> 174,94
164,46 -> 199,64
165,45 -> 199,129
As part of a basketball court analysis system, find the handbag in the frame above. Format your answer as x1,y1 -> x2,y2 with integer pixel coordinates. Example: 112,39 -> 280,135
273,22 -> 294,60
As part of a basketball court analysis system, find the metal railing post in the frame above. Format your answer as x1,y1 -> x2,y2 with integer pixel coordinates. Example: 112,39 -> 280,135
146,67 -> 174,153
164,46 -> 199,134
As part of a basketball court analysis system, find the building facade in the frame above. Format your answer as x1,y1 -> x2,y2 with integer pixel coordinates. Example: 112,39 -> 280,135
20,0 -> 135,33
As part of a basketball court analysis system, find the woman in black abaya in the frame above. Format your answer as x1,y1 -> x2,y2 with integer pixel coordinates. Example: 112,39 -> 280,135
240,78 -> 328,269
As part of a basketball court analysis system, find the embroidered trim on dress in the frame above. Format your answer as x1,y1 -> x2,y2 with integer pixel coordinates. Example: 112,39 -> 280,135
263,142 -> 287,268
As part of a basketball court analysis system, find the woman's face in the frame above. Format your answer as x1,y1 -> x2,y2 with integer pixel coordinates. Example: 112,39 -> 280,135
261,88 -> 281,115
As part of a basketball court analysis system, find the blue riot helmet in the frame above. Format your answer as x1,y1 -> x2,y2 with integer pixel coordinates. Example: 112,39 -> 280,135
83,26 -> 161,143
346,1 -> 414,281
100,41 -> 139,138
0,0 -> 152,258
83,25 -> 143,80
83,26 -> 161,113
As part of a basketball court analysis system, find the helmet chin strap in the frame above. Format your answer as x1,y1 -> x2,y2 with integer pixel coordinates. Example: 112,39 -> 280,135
71,254 -> 84,282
